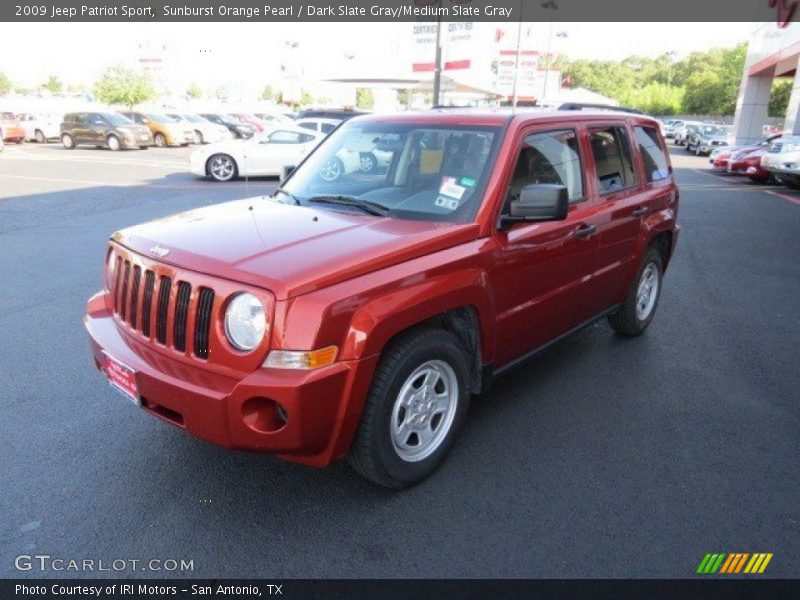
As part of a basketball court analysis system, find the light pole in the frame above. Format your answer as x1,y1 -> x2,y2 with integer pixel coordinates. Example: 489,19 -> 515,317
666,50 -> 677,88
540,1 -> 559,103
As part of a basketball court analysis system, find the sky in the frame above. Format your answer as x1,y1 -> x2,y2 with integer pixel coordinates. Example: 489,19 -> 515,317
0,21 -> 758,92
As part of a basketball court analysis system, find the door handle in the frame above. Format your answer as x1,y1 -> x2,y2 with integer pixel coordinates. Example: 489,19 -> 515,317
574,223 -> 598,238
632,207 -> 649,218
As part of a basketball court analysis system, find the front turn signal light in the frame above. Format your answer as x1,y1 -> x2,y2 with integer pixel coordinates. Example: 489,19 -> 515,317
263,346 -> 338,370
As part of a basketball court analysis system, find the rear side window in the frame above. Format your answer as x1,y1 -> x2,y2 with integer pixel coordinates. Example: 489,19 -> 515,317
634,126 -> 670,182
506,129 -> 584,204
589,126 -> 637,193
321,123 -> 336,134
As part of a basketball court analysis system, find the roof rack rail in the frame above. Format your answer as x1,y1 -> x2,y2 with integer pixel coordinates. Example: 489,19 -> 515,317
558,102 -> 643,115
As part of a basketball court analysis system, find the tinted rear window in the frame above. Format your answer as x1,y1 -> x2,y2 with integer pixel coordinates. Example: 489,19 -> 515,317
634,126 -> 670,183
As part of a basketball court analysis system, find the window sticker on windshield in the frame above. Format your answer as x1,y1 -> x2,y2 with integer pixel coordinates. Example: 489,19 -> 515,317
435,196 -> 460,211
460,177 -> 476,187
439,179 -> 466,200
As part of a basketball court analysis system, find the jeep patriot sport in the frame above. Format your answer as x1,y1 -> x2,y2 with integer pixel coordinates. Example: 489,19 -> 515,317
85,107 -> 679,488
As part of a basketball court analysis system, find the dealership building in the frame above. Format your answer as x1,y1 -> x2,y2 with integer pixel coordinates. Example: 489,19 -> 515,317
734,22 -> 800,142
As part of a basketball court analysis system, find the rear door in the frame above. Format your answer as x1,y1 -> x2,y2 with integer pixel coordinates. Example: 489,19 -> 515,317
587,120 -> 668,308
73,113 -> 91,143
493,124 -> 602,366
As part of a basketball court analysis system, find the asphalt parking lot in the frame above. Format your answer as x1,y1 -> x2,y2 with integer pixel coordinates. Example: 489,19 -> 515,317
0,142 -> 798,579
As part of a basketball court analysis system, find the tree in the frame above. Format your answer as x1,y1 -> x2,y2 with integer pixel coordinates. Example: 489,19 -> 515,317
186,83 -> 202,99
769,79 -> 792,118
43,75 -> 62,93
94,66 -> 155,108
300,90 -> 315,106
0,72 -> 11,95
356,88 -> 375,110
260,84 -> 276,102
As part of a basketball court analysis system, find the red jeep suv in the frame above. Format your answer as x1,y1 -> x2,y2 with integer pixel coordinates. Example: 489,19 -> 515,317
85,107 -> 679,488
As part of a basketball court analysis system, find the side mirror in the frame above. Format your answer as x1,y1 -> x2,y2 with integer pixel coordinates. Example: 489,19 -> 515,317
281,165 -> 296,182
500,184 -> 569,229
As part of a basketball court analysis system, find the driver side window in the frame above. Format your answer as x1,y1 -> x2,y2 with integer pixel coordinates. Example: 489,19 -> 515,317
505,129 -> 584,210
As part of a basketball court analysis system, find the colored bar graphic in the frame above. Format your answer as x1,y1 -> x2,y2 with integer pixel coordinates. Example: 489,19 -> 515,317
702,552 -> 774,575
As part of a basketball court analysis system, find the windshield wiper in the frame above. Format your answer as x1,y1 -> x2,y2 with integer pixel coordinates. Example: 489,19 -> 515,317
272,187 -> 301,205
308,195 -> 390,216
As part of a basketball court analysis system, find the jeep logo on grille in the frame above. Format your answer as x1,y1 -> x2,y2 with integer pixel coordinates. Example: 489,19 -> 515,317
149,244 -> 170,258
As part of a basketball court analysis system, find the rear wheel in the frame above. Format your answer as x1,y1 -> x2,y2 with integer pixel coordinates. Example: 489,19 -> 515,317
608,247 -> 663,337
348,327 -> 471,489
154,133 -> 166,147
35,129 -> 46,144
61,133 -> 75,149
195,130 -> 204,144
359,152 -> 378,173
206,154 -> 237,182
320,156 -> 344,181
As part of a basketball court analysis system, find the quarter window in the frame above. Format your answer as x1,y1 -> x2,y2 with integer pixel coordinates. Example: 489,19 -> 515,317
634,126 -> 670,182
589,126 -> 637,192
506,129 -> 584,205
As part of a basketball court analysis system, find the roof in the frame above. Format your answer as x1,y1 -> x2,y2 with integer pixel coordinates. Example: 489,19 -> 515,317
349,107 -> 656,128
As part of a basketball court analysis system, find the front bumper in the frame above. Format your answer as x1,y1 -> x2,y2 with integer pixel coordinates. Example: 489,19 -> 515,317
2,126 -> 26,141
85,291 -> 378,467
189,153 -> 208,176
122,132 -> 153,148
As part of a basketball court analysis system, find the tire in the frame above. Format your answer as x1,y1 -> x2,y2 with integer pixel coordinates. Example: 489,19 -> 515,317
347,327 -> 471,489
608,246 -> 663,337
107,135 -> 121,151
35,130 -> 46,144
359,152 -> 378,173
320,156 -> 344,181
695,144 -> 702,156
154,133 -> 166,147
61,133 -> 75,149
206,153 -> 237,182
138,146 -> 149,150
15,139 -> 23,144
195,130 -> 204,145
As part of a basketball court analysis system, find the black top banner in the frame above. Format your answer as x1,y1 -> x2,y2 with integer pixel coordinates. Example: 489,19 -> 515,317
1,0 -> 795,22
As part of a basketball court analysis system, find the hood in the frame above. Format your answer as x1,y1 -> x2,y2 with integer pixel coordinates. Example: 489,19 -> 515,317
112,198 -> 479,299
193,139 -> 250,154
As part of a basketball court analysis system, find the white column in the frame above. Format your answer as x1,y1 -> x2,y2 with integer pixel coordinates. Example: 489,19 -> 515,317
732,71 -> 773,144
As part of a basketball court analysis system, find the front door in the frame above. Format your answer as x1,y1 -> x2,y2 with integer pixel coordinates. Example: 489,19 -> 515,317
494,125 -> 603,367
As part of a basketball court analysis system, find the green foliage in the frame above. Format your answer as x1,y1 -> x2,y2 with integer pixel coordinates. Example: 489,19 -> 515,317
558,43 -> 749,116
300,90 -> 315,106
616,83 -> 685,116
0,72 -> 11,95
94,66 -> 154,108
260,85 -> 276,101
356,88 -> 374,109
186,83 -> 202,99
769,79 -> 792,118
43,75 -> 62,93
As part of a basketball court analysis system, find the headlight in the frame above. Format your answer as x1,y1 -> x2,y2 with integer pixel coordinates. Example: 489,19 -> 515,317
118,127 -> 131,134
224,293 -> 266,351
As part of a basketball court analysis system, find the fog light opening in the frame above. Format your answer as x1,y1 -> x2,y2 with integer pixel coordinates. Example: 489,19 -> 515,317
241,397 -> 288,433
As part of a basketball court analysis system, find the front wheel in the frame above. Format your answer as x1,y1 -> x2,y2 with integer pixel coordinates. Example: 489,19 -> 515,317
320,156 -> 344,181
206,154 -> 237,182
35,130 -> 46,144
154,133 -> 166,147
61,133 -> 75,149
194,130 -> 204,145
107,135 -> 121,151
348,327 -> 471,489
608,247 -> 663,336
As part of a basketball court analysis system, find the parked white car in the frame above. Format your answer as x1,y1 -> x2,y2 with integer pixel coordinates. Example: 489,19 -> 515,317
17,112 -> 61,143
296,117 -> 342,136
167,113 -> 228,144
190,126 -> 324,181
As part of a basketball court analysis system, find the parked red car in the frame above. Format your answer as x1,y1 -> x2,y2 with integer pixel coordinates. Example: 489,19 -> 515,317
711,133 -> 782,170
1,111 -> 26,143
229,113 -> 268,133
728,148 -> 772,183
85,107 -> 679,488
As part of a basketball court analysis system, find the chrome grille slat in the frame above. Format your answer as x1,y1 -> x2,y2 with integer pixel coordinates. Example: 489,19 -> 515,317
120,261 -> 131,321
193,288 -> 215,360
173,281 -> 192,353
141,270 -> 155,336
156,276 -> 172,345
129,265 -> 141,329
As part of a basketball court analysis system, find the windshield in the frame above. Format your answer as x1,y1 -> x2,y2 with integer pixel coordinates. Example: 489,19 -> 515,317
183,114 -> 206,123
701,125 -> 728,136
147,113 -> 176,123
103,113 -> 133,126
279,121 -> 501,223
1,112 -> 16,119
